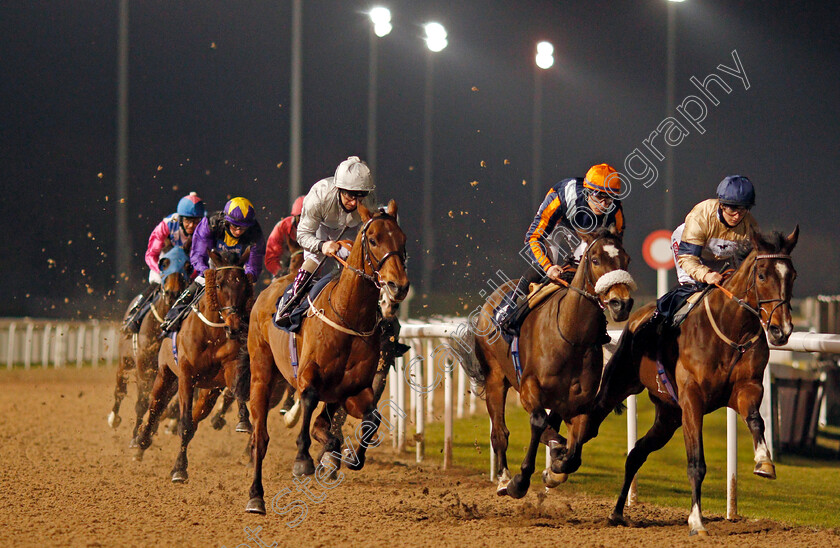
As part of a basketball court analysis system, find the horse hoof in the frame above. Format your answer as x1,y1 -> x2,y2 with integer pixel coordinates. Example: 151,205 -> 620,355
292,458 -> 315,477
245,497 -> 266,515
754,461 -> 776,480
284,400 -> 302,428
541,468 -> 568,488
608,512 -> 628,527
211,417 -> 226,430
128,436 -> 139,449
132,448 -> 144,462
108,412 -> 121,429
171,470 -> 188,483
236,420 -> 252,434
495,481 -> 509,497
505,475 -> 529,499
163,419 -> 178,435
689,529 -> 709,537
319,453 -> 341,480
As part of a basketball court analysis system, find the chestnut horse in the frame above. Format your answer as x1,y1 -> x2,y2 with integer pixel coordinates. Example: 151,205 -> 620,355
245,201 -> 409,514
583,227 -> 798,536
462,228 -> 635,497
109,243 -> 191,442
135,249 -> 253,482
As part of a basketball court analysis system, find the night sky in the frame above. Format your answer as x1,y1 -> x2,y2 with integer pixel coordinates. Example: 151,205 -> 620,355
2,1 -> 839,318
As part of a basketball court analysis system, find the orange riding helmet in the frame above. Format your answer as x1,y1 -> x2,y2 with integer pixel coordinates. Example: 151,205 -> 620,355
583,163 -> 622,195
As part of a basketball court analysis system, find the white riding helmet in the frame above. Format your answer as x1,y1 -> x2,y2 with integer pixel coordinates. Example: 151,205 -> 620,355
334,156 -> 375,192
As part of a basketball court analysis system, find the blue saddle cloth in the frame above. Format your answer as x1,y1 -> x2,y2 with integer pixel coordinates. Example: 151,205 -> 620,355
273,274 -> 333,334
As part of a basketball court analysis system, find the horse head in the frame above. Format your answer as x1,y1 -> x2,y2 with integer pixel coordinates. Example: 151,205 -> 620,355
207,248 -> 252,339
579,227 -> 636,322
158,245 -> 191,304
746,225 -> 799,346
356,200 -> 410,308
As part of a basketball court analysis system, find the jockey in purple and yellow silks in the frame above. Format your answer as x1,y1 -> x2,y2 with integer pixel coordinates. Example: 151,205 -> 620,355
160,197 -> 265,334
497,163 -> 625,340
121,192 -> 205,334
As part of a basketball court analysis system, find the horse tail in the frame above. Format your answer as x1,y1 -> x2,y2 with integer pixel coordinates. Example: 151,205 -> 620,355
234,343 -> 251,402
451,316 -> 486,395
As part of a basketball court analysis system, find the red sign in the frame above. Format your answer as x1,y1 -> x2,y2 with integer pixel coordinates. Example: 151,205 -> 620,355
642,230 -> 675,270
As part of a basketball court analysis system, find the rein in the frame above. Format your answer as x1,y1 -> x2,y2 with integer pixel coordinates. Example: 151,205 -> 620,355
553,237 -> 610,347
193,265 -> 246,329
331,214 -> 406,289
306,294 -> 379,337
705,252 -> 792,368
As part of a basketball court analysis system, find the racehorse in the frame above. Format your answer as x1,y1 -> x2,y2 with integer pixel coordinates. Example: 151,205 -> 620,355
109,244 -> 191,443
461,227 -> 635,497
583,227 -> 798,536
135,249 -> 253,482
209,236 -> 306,430
244,201 -> 409,514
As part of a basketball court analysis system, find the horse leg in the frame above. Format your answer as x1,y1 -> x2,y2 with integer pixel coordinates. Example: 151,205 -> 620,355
680,385 -> 709,536
344,388 -> 382,471
171,373 -> 197,483
210,388 -> 235,430
485,373 -> 512,495
192,388 -> 223,425
313,402 -> 345,480
609,398 -> 682,526
732,380 -> 776,479
245,341 -> 275,514
135,365 -> 177,458
129,366 -> 155,447
292,386 -> 319,477
506,405 -> 549,499
109,354 -> 133,429
162,397 -> 181,435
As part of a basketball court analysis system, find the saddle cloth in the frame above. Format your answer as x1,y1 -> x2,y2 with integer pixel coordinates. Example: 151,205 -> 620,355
272,274 -> 332,334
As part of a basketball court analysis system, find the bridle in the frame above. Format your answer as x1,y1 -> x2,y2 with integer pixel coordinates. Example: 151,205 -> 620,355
713,253 -> 792,332
706,252 -> 793,356
192,265 -> 248,329
556,236 -> 608,309
332,214 -> 406,289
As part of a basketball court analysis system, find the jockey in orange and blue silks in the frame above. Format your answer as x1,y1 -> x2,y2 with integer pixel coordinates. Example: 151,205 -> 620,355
497,163 -> 625,339
160,197 -> 265,334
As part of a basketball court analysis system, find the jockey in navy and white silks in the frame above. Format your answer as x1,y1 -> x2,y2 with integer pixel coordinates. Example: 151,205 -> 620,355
275,156 -> 377,323
160,197 -> 265,334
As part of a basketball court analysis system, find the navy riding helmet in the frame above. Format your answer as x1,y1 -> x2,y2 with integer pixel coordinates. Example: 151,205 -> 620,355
716,175 -> 755,208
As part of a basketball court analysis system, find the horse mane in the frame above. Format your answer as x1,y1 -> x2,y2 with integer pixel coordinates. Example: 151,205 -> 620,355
204,268 -> 220,311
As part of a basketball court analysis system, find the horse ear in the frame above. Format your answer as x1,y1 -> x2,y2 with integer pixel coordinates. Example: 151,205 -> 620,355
358,203 -> 372,222
749,229 -> 765,253
386,199 -> 398,218
208,250 -> 222,268
784,225 -> 800,254
578,230 -> 596,244
240,247 -> 252,266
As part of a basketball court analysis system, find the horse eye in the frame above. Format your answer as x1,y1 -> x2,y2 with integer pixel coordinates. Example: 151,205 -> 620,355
368,237 -> 376,246
758,273 -> 766,281
591,258 -> 599,266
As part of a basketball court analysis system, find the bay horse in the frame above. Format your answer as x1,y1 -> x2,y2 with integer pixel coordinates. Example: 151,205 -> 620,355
461,228 -> 636,497
209,236 -> 305,430
582,227 -> 798,536
135,249 -> 253,482
109,244 -> 191,443
245,201 -> 409,514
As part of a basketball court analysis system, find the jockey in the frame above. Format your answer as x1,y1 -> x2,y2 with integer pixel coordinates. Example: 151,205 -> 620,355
274,156 -> 376,325
264,195 -> 305,278
497,163 -> 625,340
160,197 -> 265,334
122,192 -> 205,333
656,175 -> 759,321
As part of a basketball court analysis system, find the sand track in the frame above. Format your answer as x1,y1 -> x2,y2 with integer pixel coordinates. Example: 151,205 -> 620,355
1,366 -> 837,547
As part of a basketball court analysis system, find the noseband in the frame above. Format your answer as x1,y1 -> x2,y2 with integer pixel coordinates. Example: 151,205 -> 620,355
335,214 -> 406,289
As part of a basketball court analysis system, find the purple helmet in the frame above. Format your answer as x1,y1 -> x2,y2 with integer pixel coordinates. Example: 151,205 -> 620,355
224,197 -> 256,227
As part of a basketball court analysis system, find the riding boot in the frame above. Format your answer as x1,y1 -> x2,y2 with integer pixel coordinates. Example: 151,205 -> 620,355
160,281 -> 201,334
121,283 -> 159,334
274,269 -> 315,327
